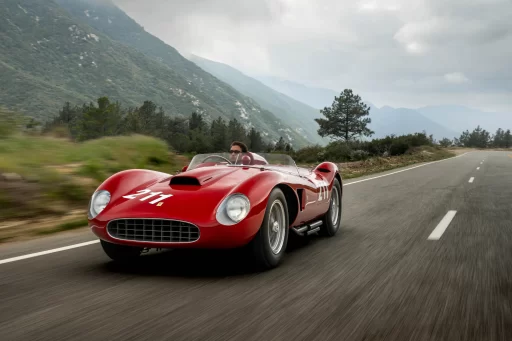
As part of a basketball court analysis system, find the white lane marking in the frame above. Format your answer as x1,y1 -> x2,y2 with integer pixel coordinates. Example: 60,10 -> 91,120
0,240 -> 99,265
344,152 -> 469,187
428,211 -> 457,240
469,177 -> 475,183
476,167 -> 480,170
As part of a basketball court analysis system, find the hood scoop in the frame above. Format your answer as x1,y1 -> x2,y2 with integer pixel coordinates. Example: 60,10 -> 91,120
169,167 -> 237,186
169,176 -> 201,186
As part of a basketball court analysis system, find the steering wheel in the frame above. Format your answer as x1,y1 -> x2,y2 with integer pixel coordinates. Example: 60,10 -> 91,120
201,155 -> 232,165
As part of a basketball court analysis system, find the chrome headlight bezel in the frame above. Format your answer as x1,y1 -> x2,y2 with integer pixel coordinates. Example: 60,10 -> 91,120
216,193 -> 251,226
88,190 -> 111,219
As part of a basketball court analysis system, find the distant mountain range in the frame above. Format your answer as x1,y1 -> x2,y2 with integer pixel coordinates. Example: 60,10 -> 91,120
254,77 -> 512,140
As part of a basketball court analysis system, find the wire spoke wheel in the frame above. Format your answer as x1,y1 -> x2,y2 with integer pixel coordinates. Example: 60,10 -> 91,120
268,199 -> 286,254
331,186 -> 340,227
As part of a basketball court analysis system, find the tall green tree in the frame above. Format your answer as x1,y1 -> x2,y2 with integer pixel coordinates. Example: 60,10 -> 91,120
210,117 -> 228,152
315,89 -> 374,142
247,127 -> 263,152
504,129 -> 512,148
76,97 -> 123,141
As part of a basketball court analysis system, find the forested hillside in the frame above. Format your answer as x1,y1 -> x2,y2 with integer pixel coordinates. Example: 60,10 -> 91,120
0,0 -> 311,148
44,96 -> 279,154
188,55 -> 327,145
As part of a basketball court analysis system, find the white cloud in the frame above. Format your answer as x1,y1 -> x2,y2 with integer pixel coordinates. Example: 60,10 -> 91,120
112,0 -> 512,111
444,72 -> 470,84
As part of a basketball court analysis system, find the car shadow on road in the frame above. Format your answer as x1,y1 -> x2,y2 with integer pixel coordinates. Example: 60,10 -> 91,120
98,233 -> 325,278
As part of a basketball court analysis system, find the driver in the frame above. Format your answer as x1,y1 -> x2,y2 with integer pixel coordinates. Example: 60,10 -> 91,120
229,141 -> 248,163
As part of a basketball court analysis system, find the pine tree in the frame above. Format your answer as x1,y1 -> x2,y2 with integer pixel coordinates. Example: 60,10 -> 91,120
315,89 -> 374,142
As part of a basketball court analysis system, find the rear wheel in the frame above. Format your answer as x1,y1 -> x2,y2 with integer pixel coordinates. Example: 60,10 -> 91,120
249,188 -> 289,269
100,240 -> 144,263
319,178 -> 342,237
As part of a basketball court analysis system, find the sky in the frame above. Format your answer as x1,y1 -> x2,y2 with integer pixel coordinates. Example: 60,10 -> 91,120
112,0 -> 512,112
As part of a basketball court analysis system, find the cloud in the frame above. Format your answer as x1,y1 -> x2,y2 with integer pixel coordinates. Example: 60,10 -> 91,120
112,0 -> 512,112
444,72 -> 470,84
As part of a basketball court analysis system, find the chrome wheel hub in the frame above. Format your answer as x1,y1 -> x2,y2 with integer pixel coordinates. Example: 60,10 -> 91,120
268,199 -> 286,254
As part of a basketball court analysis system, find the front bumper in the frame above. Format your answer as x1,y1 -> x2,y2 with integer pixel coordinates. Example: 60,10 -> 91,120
89,216 -> 262,249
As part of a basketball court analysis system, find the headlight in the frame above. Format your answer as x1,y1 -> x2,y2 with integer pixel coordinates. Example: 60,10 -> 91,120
88,190 -> 111,219
216,193 -> 250,226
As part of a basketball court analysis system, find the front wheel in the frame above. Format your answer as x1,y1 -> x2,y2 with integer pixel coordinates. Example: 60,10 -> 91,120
320,178 -> 342,237
100,240 -> 144,263
249,188 -> 289,269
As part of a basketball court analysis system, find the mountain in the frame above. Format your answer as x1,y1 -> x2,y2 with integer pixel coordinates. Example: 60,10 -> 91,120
188,55 -> 328,145
254,77 -> 460,140
255,76 -> 339,110
368,106 -> 460,140
0,0 -> 310,148
416,105 -> 512,135
255,76 -> 512,140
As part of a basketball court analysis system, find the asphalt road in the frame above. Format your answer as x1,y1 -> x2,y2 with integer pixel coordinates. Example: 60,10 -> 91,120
1,151 -> 512,341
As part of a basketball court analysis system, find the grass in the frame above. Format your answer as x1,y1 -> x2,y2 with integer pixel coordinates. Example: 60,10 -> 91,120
340,146 -> 455,179
0,216 -> 90,243
34,218 -> 90,235
0,133 -> 187,222
297,146 -> 456,179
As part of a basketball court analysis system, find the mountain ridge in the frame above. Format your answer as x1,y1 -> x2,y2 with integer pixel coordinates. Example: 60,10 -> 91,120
0,0 -> 311,148
251,76 -> 511,140
188,54 -> 328,145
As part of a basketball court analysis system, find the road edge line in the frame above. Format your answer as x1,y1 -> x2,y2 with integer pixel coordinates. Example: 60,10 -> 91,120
0,240 -> 100,265
343,152 -> 469,187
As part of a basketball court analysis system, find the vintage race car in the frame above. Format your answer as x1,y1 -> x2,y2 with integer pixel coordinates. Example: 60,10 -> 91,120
88,152 -> 343,269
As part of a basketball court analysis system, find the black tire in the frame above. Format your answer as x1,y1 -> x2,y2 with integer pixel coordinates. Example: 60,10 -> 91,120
319,178 -> 342,237
249,188 -> 289,269
100,240 -> 143,262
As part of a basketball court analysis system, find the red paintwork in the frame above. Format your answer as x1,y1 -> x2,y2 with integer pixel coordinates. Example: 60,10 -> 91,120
88,153 -> 342,249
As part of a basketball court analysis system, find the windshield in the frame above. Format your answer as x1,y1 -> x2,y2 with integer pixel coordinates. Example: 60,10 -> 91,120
186,152 -> 299,175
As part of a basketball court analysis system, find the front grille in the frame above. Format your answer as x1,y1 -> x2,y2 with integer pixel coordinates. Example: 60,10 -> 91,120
107,219 -> 200,243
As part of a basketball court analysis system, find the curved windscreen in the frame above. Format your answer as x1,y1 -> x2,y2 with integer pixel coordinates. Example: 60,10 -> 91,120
186,152 -> 299,175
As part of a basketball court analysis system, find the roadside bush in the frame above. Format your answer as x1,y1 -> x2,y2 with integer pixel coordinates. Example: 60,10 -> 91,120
293,132 -> 435,163
290,145 -> 324,163
324,141 -> 353,162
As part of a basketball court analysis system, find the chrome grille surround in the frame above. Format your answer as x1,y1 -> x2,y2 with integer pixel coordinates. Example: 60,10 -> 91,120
106,218 -> 200,243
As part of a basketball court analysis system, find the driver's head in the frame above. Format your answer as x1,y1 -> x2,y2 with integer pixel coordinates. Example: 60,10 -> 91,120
229,141 -> 248,162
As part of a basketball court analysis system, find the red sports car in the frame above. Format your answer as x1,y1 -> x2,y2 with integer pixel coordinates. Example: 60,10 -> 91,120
88,152 -> 343,269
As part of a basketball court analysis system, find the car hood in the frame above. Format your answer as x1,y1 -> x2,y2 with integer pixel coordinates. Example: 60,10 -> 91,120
97,166 -> 261,225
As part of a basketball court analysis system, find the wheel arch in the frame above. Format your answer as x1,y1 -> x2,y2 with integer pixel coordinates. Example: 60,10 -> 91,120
334,171 -> 343,196
274,183 -> 299,227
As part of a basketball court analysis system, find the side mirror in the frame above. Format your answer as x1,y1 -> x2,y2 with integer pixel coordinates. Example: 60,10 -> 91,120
181,165 -> 188,172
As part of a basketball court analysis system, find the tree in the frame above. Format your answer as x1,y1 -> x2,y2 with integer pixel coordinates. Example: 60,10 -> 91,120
315,89 -> 374,142
457,126 -> 491,148
504,129 -> 512,148
274,136 -> 286,151
439,138 -> 452,147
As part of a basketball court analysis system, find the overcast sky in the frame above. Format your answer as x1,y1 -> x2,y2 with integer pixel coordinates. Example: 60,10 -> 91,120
112,0 -> 512,112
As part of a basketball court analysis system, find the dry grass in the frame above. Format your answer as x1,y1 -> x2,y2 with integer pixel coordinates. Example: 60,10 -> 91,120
298,146 -> 456,180
0,210 -> 89,244
339,147 -> 455,179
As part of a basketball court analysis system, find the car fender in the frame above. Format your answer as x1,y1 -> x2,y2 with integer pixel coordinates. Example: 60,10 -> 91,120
314,161 -> 342,189
95,169 -> 171,203
227,170 -> 298,228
